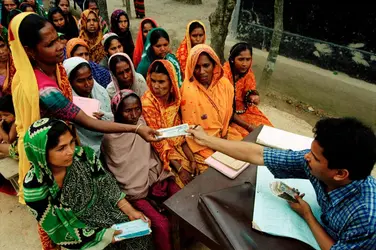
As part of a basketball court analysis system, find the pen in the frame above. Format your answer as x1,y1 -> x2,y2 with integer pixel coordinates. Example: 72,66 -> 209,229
193,125 -> 199,129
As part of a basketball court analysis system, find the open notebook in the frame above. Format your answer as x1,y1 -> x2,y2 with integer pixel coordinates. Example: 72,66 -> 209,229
256,126 -> 313,150
73,96 -> 100,118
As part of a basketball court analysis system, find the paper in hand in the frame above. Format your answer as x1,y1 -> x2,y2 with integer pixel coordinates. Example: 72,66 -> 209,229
156,124 -> 189,139
112,219 -> 151,241
270,181 -> 300,203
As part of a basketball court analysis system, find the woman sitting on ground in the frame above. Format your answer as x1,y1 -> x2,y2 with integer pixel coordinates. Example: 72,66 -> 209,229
0,34 -> 15,96
176,20 -> 206,77
102,89 -> 179,250
133,17 -> 157,69
223,42 -> 273,136
107,52 -> 147,99
19,2 -> 34,12
79,9 -> 105,63
181,44 -> 243,159
9,12 -> 158,208
137,28 -> 182,87
0,95 -> 18,160
83,0 -> 108,34
22,0 -> 45,16
48,6 -> 78,41
1,0 -> 19,27
56,0 -> 79,32
23,118 -> 153,249
66,37 -> 112,87
64,57 -> 113,156
110,9 -> 134,59
100,32 -> 124,69
142,60 -> 207,186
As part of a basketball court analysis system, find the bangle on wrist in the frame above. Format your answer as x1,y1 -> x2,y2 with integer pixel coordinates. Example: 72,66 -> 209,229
118,202 -> 127,210
135,124 -> 142,134
177,166 -> 183,173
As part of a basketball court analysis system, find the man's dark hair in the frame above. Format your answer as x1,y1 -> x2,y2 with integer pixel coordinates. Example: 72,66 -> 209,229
313,117 -> 376,180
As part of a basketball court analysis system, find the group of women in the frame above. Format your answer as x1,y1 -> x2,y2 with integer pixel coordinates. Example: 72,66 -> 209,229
0,1 -> 273,249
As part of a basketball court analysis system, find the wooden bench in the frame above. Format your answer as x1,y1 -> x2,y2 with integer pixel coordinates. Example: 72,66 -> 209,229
0,157 -> 19,193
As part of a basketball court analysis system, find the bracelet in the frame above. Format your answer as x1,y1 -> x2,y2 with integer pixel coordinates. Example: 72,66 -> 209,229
135,124 -> 142,134
247,124 -> 253,130
118,202 -> 127,210
177,166 -> 183,173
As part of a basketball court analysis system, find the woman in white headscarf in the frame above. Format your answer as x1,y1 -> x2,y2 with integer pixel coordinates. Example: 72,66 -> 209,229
106,52 -> 147,99
63,56 -> 113,155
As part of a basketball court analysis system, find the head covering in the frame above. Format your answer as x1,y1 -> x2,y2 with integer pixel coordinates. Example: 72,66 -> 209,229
133,17 -> 157,69
101,32 -> 118,46
48,6 -> 78,40
66,37 -> 89,58
0,94 -> 15,114
111,88 -> 138,115
0,33 -> 15,96
9,12 -> 72,203
176,20 -> 206,75
79,9 -> 105,63
23,118 -> 119,247
137,27 -> 182,86
110,9 -> 134,59
107,52 -> 147,98
1,0 -> 20,27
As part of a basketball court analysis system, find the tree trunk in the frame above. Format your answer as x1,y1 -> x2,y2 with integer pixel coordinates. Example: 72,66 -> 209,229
123,0 -> 132,18
174,0 -> 202,4
97,0 -> 109,24
258,0 -> 284,93
209,0 -> 236,63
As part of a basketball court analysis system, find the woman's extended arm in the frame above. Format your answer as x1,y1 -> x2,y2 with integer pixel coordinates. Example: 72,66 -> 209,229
233,114 -> 254,132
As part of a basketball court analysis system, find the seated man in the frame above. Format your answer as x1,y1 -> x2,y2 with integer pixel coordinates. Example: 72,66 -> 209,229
188,117 -> 376,250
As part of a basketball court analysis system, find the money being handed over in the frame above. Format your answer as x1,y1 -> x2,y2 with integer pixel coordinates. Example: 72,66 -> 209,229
270,181 -> 301,203
156,124 -> 189,139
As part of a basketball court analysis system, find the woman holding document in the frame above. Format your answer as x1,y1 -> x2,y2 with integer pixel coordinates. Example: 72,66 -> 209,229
142,60 -> 207,187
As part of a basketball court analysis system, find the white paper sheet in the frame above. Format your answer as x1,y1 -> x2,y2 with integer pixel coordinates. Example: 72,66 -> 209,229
253,167 -> 321,250
256,126 -> 313,150
156,124 -> 189,139
112,219 -> 151,241
73,96 -> 100,118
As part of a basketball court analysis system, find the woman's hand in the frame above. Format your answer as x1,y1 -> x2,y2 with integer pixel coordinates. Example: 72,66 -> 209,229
248,94 -> 260,105
137,125 -> 161,142
190,161 -> 199,176
246,124 -> 255,132
178,168 -> 194,185
187,125 -> 209,146
128,209 -> 151,227
112,230 -> 123,243
92,112 -> 104,120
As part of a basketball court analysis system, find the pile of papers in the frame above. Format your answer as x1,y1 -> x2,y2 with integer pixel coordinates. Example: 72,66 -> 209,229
205,151 -> 249,179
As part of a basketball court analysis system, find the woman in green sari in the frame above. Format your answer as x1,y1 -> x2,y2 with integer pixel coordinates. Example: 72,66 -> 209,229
136,27 -> 182,87
23,118 -> 153,250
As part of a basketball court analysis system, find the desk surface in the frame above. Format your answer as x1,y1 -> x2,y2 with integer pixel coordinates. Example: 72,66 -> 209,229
164,126 -> 314,249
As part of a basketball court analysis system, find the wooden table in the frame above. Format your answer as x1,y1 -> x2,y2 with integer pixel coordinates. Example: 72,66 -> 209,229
164,126 -> 314,250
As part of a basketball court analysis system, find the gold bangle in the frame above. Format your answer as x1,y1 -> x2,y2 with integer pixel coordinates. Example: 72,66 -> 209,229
118,202 -> 127,210
135,124 -> 142,134
177,166 -> 183,173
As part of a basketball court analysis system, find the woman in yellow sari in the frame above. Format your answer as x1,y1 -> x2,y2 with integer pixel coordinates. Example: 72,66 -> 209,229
181,44 -> 243,159
176,20 -> 206,77
79,9 -> 105,63
142,60 -> 207,187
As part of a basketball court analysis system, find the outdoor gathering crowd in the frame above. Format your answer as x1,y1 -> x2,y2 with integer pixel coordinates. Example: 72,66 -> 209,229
0,0 -> 375,250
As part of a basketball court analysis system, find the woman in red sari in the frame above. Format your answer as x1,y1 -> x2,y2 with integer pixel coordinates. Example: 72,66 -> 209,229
133,18 -> 157,69
224,42 -> 273,137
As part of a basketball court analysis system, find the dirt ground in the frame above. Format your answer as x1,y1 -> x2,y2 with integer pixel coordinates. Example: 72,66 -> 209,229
0,0 -> 374,249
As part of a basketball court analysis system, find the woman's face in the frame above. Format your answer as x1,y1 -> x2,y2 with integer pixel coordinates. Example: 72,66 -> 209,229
0,41 -> 10,63
88,2 -> 99,15
47,130 -> 75,168
58,0 -> 69,14
3,0 -> 17,11
190,27 -> 205,47
119,96 -> 142,125
234,49 -> 252,74
31,22 -> 65,65
72,45 -> 90,61
115,60 -> 133,87
150,72 -> 171,99
25,6 -> 34,12
71,66 -> 94,97
59,0 -> 69,14
152,37 -> 169,59
194,54 -> 214,86
52,13 -> 65,29
0,111 -> 15,124
118,15 -> 129,32
86,13 -> 99,34
26,0 -> 35,6
142,22 -> 153,40
107,39 -> 123,56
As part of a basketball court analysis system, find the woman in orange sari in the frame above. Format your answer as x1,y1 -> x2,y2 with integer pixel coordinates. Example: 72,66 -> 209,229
181,44 -> 243,160
133,18 -> 157,69
176,20 -> 206,77
224,42 -> 273,137
142,60 -> 207,187
79,9 -> 105,63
